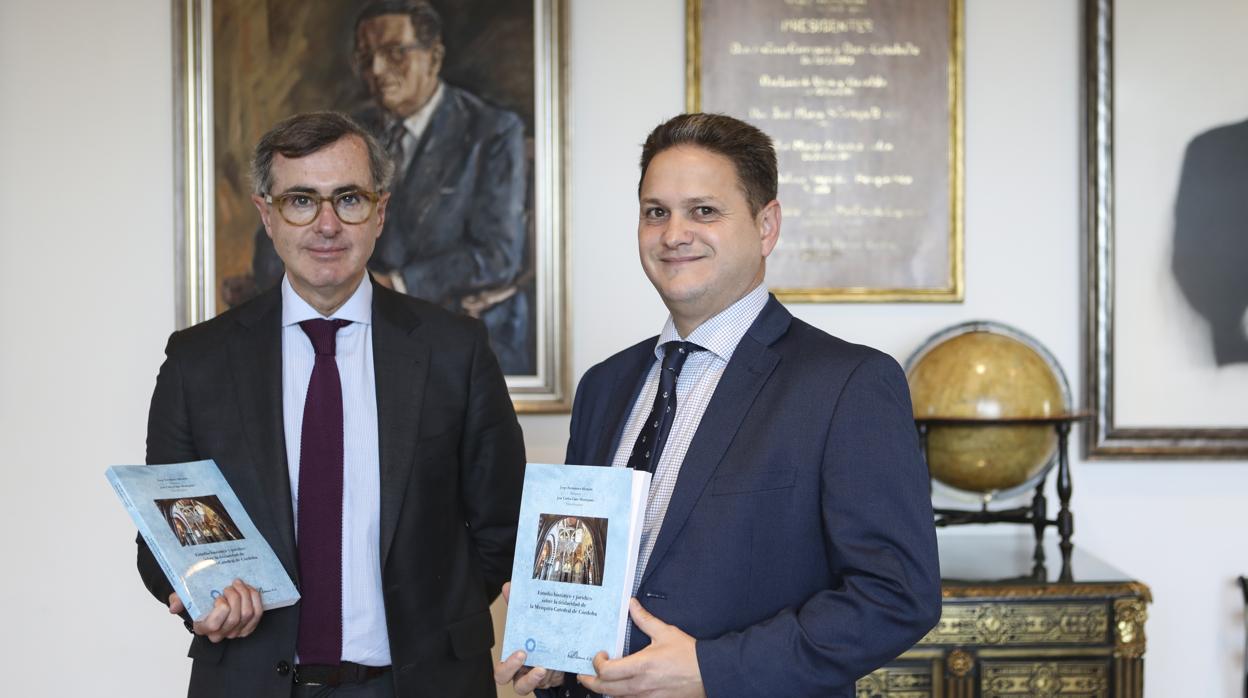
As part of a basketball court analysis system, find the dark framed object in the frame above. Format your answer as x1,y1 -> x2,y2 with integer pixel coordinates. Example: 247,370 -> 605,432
172,0 -> 570,412
686,0 -> 964,302
1084,0 -> 1248,456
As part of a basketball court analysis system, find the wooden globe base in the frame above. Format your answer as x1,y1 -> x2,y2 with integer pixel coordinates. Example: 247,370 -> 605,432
918,415 -> 1088,582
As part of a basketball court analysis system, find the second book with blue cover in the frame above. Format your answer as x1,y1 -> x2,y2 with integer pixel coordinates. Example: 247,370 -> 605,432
500,462 -> 651,676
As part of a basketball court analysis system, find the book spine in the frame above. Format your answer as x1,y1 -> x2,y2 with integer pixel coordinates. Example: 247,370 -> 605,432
106,473 -> 134,510
614,470 -> 651,654
107,471 -> 204,621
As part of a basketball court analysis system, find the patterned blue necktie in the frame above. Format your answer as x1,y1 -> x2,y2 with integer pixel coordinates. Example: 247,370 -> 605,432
626,341 -> 704,473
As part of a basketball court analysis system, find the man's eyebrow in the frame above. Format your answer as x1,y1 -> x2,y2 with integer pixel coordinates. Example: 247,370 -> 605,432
276,184 -> 369,196
640,195 -> 720,206
683,196 -> 719,206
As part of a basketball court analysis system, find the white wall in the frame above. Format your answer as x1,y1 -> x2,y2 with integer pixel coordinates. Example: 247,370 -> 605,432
1,1 -> 1244,696
0,1 -> 190,696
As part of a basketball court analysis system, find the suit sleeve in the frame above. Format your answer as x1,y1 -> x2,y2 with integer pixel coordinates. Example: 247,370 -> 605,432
563,363 -> 599,466
137,332 -> 200,608
695,353 -> 942,695
399,114 -> 527,304
458,319 -> 526,599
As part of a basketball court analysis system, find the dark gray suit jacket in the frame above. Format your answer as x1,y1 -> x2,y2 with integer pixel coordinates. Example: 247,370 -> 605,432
137,282 -> 525,697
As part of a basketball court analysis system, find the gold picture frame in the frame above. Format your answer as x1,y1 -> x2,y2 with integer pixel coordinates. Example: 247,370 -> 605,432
686,0 -> 964,302
172,0 -> 570,412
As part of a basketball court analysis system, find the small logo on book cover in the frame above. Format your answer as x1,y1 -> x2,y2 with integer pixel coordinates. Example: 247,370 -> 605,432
525,638 -> 537,652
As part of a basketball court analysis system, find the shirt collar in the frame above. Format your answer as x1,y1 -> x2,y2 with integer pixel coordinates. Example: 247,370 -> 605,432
281,274 -> 373,327
398,81 -> 445,141
655,283 -> 769,363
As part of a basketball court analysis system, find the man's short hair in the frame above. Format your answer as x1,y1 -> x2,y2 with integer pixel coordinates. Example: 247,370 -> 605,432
354,0 -> 443,49
639,113 -> 778,217
250,111 -> 395,196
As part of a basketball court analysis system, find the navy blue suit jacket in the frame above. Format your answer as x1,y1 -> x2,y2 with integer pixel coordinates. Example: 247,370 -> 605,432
562,297 -> 940,697
362,85 -> 530,374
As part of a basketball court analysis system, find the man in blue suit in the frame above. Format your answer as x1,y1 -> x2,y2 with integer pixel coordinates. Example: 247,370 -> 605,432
497,113 -> 941,697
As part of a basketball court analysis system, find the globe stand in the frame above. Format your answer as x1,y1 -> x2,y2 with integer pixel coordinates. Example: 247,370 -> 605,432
916,414 -> 1088,583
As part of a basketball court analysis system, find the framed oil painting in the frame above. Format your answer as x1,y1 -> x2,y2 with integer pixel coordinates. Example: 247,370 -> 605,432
173,0 -> 569,411
1084,0 -> 1248,456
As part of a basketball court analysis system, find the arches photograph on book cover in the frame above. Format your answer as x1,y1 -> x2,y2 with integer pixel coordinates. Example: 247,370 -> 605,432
532,514 -> 607,587
155,496 -> 245,547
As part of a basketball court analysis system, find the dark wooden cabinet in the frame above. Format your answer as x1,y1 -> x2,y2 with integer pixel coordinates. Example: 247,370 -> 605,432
857,537 -> 1150,698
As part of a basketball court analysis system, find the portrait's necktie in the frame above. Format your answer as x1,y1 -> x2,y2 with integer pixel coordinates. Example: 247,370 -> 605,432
295,318 -> 350,665
626,341 -> 704,474
384,121 -> 408,164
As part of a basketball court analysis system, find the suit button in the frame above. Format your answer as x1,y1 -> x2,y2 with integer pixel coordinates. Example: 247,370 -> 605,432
276,660 -> 291,676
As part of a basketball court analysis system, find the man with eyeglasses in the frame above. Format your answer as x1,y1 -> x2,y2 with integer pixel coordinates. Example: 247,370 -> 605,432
251,0 -> 531,375
138,111 -> 525,697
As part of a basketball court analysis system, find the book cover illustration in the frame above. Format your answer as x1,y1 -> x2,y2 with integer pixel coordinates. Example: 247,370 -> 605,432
501,462 -> 651,675
106,459 -> 299,621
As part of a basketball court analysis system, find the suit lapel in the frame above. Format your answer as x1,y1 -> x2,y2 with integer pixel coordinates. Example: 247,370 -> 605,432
639,298 -> 790,584
228,288 -> 299,579
398,88 -> 468,233
371,286 -> 431,568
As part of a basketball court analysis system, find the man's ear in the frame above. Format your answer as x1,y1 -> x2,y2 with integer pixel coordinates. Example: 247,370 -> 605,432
251,194 -> 274,239
429,41 -> 446,78
374,192 -> 392,237
758,200 -> 782,258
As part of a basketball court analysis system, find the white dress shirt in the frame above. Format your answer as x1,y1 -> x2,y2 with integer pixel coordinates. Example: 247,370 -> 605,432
281,275 -> 390,666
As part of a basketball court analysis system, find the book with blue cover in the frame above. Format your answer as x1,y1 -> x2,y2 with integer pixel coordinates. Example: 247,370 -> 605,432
500,462 -> 651,676
106,459 -> 299,621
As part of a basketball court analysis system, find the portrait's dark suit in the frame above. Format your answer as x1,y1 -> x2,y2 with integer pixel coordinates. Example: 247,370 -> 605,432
253,84 -> 531,374
137,281 -> 525,698
1172,118 -> 1248,366
561,297 -> 941,697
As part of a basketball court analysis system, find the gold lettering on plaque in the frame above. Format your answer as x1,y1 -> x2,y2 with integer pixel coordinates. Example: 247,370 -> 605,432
854,174 -> 915,188
779,18 -> 874,34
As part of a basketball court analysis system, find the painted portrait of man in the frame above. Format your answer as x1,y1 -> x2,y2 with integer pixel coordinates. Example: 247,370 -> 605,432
213,0 -> 539,375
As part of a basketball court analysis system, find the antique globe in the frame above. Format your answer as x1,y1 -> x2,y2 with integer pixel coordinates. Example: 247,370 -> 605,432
905,321 -> 1071,501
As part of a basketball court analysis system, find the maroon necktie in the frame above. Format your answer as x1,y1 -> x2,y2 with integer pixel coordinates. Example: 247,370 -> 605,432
295,318 -> 350,665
